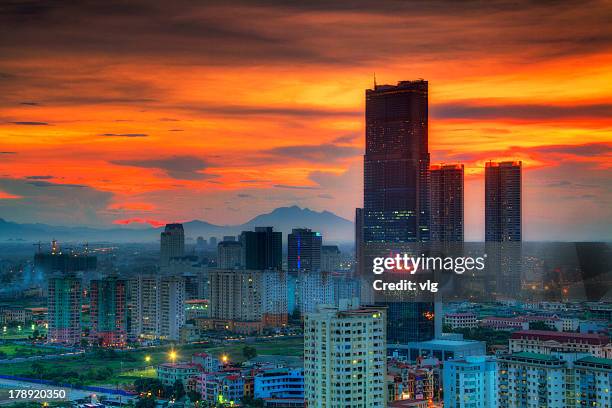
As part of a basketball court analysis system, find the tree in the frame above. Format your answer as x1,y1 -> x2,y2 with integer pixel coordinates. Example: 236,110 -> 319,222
134,378 -> 165,397
529,321 -> 555,331
171,380 -> 185,400
242,345 -> 257,360
31,362 -> 45,378
187,390 -> 200,404
135,396 -> 156,408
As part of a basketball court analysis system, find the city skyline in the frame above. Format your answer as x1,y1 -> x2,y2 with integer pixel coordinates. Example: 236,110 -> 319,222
0,1 -> 611,241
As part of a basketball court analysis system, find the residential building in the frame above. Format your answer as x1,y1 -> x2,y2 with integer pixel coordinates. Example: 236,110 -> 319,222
287,228 -> 322,274
217,240 -> 243,269
444,312 -> 477,329
158,362 -> 201,388
304,305 -> 387,407
47,274 -> 82,345
430,164 -> 464,242
498,352 -> 612,408
159,276 -> 186,341
443,356 -> 497,408
160,223 -> 185,267
254,368 -> 304,401
509,330 -> 612,358
89,276 -> 127,347
321,245 -> 341,272
240,227 -> 282,271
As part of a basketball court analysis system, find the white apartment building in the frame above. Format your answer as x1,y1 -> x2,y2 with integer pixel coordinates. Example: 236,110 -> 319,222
443,356 -> 497,408
304,304 -> 387,407
159,276 -> 186,341
297,271 -> 334,315
498,352 -> 612,408
509,330 -> 612,358
444,312 -> 478,329
133,275 -> 185,340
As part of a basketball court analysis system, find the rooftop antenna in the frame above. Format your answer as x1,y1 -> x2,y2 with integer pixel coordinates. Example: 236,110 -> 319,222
373,72 -> 377,88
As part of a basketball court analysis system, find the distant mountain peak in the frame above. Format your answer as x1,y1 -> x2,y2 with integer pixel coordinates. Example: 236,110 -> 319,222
0,205 -> 355,243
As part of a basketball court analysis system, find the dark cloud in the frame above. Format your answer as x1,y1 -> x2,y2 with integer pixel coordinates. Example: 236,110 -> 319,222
0,151 -> 17,154
437,142 -> 612,164
318,193 -> 334,199
0,177 -> 113,226
264,143 -> 360,162
332,133 -> 360,144
240,179 -> 271,183
19,101 -> 39,106
110,155 -> 216,180
100,133 -> 149,137
432,102 -> 612,121
237,193 -> 252,198
28,180 -> 86,188
25,175 -> 53,180
1,0 -> 610,68
9,121 -> 49,125
168,129 -> 184,132
178,104 -> 359,118
530,142 -> 612,157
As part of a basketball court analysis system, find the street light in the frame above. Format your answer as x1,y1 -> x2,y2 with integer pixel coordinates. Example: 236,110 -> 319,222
145,355 -> 151,363
169,350 -> 177,363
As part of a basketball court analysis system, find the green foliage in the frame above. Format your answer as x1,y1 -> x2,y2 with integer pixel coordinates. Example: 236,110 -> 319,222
171,379 -> 185,400
529,321 -> 555,331
135,395 -> 156,408
242,345 -> 257,360
134,378 -> 166,397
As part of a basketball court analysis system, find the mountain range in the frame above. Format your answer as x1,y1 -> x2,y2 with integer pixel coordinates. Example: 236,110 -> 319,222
0,206 -> 354,244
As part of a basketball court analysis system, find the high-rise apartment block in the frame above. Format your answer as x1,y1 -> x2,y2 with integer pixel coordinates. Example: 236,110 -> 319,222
132,275 -> 185,340
159,276 -> 186,340
321,245 -> 342,272
205,269 -> 287,333
160,223 -> 185,267
304,304 -> 387,407
430,164 -> 464,242
47,274 -> 82,345
485,161 -> 522,242
90,276 -> 127,347
288,228 -> 322,274
297,271 -> 334,315
498,352 -> 612,408
217,240 -> 243,269
443,356 -> 497,408
240,227 -> 282,271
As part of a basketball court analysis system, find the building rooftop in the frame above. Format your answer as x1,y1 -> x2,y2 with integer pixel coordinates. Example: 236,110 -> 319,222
511,330 -> 610,345
575,355 -> 612,368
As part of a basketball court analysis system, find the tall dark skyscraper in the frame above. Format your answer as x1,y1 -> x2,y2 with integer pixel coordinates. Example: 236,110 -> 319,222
288,228 -> 322,274
364,80 -> 430,242
362,80 -> 434,344
160,223 -> 185,267
485,161 -> 522,242
485,161 -> 522,295
240,227 -> 282,271
430,164 -> 464,242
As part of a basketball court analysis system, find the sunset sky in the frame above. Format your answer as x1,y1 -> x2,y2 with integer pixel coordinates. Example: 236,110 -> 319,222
1,0 -> 611,241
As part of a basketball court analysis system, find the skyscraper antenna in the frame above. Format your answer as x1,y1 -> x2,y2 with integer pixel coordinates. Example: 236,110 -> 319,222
373,72 -> 377,88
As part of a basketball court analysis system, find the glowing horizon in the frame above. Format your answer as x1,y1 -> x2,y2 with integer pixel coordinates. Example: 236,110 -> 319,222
0,1 -> 611,240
